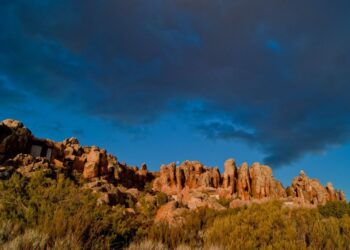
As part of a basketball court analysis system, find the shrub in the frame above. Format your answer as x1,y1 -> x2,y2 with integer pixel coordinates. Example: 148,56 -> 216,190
2,172 -> 350,249
156,192 -> 169,206
205,201 -> 350,249
147,207 -> 242,249
318,201 -> 350,218
0,172 -> 140,249
216,197 -> 231,208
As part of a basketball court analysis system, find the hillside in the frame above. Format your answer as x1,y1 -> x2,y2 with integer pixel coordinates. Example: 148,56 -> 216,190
0,119 -> 349,249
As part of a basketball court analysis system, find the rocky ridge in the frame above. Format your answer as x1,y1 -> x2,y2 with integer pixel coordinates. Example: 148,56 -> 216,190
0,119 -> 346,222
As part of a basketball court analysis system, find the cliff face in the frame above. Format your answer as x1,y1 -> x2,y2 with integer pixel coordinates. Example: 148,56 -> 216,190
0,119 -> 346,211
152,159 -> 345,208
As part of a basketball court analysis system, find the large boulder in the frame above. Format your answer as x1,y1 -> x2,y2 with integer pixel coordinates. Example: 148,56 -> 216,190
155,201 -> 188,224
0,119 -> 33,163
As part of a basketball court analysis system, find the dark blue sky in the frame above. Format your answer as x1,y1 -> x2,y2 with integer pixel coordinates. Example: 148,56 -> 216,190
1,1 -> 350,194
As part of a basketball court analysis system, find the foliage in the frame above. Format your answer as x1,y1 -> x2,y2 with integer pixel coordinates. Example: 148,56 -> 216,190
143,201 -> 350,250
1,172 -> 350,249
143,182 -> 154,193
318,201 -> 350,218
0,172 -> 140,249
216,197 -> 231,208
156,192 -> 169,206
147,207 -> 242,249
205,201 -> 350,250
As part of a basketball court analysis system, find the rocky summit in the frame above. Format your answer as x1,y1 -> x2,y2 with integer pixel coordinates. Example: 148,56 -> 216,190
0,119 -> 345,222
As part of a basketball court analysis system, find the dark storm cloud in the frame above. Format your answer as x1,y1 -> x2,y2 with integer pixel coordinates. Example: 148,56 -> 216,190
1,0 -> 350,166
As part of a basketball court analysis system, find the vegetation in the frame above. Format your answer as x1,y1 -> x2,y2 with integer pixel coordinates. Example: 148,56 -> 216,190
1,172 -> 350,249
318,200 -> 350,218
144,201 -> 350,249
205,201 -> 350,249
0,172 -> 140,249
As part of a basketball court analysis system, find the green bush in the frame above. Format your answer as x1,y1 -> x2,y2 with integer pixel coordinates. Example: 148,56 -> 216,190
217,197 -> 231,208
156,192 -> 168,206
318,201 -> 350,218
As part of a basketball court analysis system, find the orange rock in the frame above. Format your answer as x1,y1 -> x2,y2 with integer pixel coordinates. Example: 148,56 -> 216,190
237,162 -> 251,200
290,170 -> 341,205
155,201 -> 188,224
223,158 -> 237,194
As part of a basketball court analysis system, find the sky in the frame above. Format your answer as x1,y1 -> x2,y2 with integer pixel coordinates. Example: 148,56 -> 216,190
0,1 -> 349,195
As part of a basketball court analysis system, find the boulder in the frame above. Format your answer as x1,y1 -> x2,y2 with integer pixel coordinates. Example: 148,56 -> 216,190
0,119 -> 33,163
155,201 -> 188,224
16,157 -> 52,177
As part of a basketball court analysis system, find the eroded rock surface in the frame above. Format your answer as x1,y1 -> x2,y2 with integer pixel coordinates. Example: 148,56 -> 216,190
290,170 -> 345,205
0,119 -> 346,211
154,162 -> 343,207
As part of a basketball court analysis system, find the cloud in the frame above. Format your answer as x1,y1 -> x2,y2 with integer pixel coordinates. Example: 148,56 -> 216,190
1,0 -> 350,166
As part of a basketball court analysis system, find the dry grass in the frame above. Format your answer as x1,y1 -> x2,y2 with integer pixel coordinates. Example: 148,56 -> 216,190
0,229 -> 48,250
126,240 -> 167,250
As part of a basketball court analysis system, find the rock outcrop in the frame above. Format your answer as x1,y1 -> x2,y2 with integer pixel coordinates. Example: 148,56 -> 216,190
0,119 -> 33,163
155,201 -> 188,224
222,159 -> 237,194
0,119 -> 346,212
249,162 -> 286,199
236,162 -> 251,200
153,161 -> 221,195
289,170 -> 345,205
0,119 -> 155,190
154,162 -> 343,207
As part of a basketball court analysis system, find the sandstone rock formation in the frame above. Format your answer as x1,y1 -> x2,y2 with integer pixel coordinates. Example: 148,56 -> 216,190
154,162 -> 343,207
0,119 -> 346,212
236,162 -> 251,200
0,119 -> 154,189
290,170 -> 345,205
153,161 -> 222,195
222,158 -> 237,194
249,162 -> 286,199
0,119 -> 32,163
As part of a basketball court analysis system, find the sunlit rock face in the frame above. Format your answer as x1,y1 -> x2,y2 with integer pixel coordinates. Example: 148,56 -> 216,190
0,119 -> 155,189
0,119 -> 346,210
290,170 -> 345,205
153,161 -> 344,208
153,160 -> 222,195
222,158 -> 237,194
